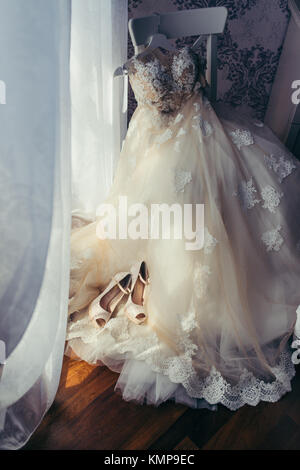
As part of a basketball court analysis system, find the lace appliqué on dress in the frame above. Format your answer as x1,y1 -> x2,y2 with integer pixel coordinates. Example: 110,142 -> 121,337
201,120 -> 213,137
229,129 -> 254,150
204,227 -> 218,255
130,56 -> 171,111
181,305 -> 197,333
174,141 -> 181,153
174,126 -> 186,152
261,185 -> 283,213
202,95 -> 212,110
176,127 -> 186,138
156,129 -> 173,146
264,154 -> 296,183
193,262 -> 211,299
197,350 -> 295,410
292,338 -> 300,365
192,115 -> 213,137
172,47 -> 196,92
174,169 -> 192,193
261,225 -> 284,252
233,178 -> 260,210
174,113 -> 184,124
128,46 -> 200,114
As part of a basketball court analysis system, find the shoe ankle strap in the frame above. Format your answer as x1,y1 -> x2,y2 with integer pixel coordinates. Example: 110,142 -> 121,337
138,273 -> 150,285
113,276 -> 132,295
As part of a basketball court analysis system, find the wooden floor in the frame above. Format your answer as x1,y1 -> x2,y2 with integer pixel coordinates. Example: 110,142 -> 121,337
25,356 -> 300,450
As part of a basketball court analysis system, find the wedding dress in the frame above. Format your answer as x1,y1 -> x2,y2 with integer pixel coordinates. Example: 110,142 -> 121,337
66,46 -> 300,411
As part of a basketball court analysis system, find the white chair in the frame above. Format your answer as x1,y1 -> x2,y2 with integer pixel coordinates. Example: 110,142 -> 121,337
128,7 -> 228,102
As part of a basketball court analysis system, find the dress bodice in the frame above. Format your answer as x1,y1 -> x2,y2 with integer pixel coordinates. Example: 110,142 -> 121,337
126,46 -> 205,114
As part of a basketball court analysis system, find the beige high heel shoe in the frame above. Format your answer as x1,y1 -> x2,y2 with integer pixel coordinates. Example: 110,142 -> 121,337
89,272 -> 132,328
124,261 -> 150,324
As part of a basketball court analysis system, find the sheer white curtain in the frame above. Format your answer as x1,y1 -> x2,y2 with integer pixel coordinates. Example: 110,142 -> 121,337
0,0 -> 72,449
71,0 -> 128,217
0,0 -> 127,449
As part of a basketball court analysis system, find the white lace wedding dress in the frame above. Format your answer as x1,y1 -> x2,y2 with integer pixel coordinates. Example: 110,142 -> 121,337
66,46 -> 300,410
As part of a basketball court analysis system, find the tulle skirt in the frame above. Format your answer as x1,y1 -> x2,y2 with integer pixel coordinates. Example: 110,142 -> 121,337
66,90 -> 300,410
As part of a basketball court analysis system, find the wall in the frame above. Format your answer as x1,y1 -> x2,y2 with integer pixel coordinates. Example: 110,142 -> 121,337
128,0 -> 290,120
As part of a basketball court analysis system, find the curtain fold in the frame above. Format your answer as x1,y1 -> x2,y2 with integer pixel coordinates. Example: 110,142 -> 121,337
71,0 -> 128,218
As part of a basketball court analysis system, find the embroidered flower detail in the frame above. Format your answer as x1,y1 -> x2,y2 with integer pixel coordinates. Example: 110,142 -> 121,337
264,154 -> 296,183
174,113 -> 184,124
261,225 -> 284,252
202,95 -> 212,110
156,128 -> 173,145
181,306 -> 196,333
176,127 -> 186,137
261,185 -> 283,213
174,141 -> 181,153
204,227 -> 218,254
229,129 -> 254,150
233,178 -> 260,210
192,115 -> 213,137
174,169 -> 192,193
292,338 -> 300,364
172,47 -> 196,91
192,118 -> 200,130
201,120 -> 213,137
294,305 -> 300,340
193,262 -> 211,299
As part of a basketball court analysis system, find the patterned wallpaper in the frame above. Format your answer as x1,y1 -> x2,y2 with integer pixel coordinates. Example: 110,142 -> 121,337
127,0 -> 290,121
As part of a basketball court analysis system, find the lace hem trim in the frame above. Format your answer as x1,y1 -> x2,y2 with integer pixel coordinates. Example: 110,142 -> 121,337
67,313 -> 296,411
141,350 -> 295,411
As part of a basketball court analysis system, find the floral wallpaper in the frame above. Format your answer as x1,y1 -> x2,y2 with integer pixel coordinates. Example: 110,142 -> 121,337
127,0 -> 290,121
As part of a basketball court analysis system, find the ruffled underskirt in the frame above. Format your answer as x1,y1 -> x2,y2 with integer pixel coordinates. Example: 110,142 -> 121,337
66,310 -> 296,411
